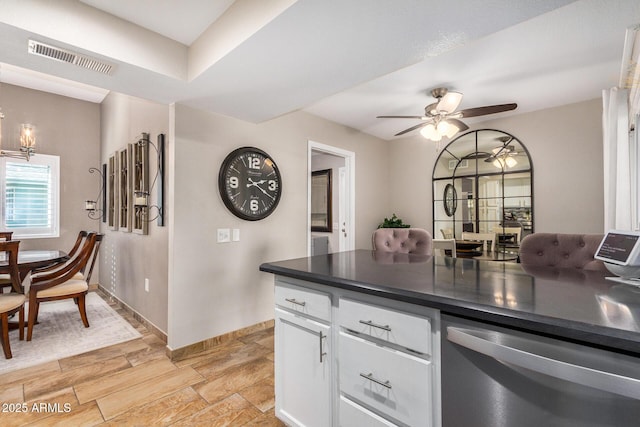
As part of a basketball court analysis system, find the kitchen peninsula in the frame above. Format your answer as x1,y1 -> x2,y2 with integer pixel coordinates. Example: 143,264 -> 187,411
260,250 -> 640,426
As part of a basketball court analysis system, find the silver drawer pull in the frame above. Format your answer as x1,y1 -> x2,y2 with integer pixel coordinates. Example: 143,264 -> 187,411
319,331 -> 327,363
360,372 -> 392,389
285,298 -> 306,307
359,320 -> 391,332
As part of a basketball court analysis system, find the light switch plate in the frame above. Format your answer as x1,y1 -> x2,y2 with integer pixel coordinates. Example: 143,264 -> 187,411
232,229 -> 240,241
217,228 -> 231,243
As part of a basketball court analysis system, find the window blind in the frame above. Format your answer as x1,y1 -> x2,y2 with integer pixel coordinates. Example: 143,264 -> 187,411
5,162 -> 52,229
0,154 -> 59,238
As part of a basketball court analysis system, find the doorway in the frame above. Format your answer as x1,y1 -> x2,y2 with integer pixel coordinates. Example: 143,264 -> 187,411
308,141 -> 355,256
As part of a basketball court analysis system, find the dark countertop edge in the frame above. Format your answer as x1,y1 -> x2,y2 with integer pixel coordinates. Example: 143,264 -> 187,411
260,263 -> 640,355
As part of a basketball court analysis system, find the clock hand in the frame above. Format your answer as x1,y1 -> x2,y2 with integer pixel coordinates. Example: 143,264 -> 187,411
246,178 -> 267,187
254,183 -> 276,200
246,177 -> 275,199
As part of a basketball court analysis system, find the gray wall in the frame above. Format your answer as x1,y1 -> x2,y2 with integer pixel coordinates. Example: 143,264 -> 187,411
389,98 -> 604,235
0,84 -> 100,256
169,104 -> 389,350
99,92 -> 169,332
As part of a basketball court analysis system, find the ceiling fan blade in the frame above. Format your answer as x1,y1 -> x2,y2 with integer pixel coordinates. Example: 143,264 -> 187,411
458,103 -> 517,118
447,118 -> 469,132
377,115 -> 425,119
394,121 -> 431,136
437,91 -> 463,114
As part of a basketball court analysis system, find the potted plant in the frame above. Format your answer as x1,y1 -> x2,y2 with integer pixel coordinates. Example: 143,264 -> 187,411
378,213 -> 410,229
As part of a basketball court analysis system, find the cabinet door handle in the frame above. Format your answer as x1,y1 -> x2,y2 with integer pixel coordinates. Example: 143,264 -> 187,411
359,320 -> 391,332
360,372 -> 392,389
285,298 -> 306,307
319,331 -> 327,363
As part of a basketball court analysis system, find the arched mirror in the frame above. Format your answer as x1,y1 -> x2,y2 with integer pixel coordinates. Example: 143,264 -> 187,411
433,129 -> 533,254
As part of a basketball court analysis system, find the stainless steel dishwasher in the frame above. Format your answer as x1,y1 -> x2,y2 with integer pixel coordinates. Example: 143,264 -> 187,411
441,314 -> 640,426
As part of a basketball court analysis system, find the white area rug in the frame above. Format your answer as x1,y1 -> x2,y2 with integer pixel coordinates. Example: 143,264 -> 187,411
0,292 -> 142,375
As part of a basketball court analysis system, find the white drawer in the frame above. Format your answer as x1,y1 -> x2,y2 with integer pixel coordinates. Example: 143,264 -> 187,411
339,298 -> 431,355
275,281 -> 331,321
339,395 -> 398,427
339,332 -> 432,427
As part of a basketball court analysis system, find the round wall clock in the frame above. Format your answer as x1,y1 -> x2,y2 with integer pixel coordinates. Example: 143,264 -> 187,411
443,183 -> 457,217
218,147 -> 282,221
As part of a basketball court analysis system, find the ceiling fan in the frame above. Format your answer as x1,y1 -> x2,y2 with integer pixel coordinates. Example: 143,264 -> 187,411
485,136 -> 520,168
377,88 -> 517,140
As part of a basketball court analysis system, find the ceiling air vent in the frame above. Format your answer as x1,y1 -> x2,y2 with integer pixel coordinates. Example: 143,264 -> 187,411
28,40 -> 114,75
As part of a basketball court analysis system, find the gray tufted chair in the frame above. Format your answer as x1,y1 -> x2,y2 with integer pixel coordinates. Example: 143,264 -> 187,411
372,228 -> 433,255
518,233 -> 607,271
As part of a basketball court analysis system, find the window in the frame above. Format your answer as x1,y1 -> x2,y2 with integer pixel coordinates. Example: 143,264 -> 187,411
0,154 -> 59,238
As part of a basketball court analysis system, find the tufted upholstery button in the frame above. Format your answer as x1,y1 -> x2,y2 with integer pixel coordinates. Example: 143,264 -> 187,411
537,251 -> 543,256
579,242 -> 585,247
553,240 -> 559,246
385,241 -> 390,246
564,253 -> 570,259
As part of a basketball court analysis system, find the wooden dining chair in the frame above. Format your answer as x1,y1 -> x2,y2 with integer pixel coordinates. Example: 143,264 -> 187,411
0,231 -> 15,294
31,231 -> 88,277
76,233 -> 103,284
26,232 -> 99,341
0,241 -> 25,358
432,238 -> 456,257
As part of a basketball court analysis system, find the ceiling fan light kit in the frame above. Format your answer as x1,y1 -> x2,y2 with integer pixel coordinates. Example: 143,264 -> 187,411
377,87 -> 517,146
433,89 -> 463,114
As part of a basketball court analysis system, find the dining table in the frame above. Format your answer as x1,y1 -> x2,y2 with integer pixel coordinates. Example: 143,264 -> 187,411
0,249 -> 69,293
455,240 -> 519,261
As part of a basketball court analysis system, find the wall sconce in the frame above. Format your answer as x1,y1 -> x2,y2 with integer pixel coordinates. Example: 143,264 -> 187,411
85,166 -> 106,221
134,133 -> 165,228
20,123 -> 36,158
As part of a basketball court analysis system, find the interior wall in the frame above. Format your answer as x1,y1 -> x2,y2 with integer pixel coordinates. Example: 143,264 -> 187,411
99,92 -> 169,332
169,105 -> 389,350
389,98 -> 604,235
1,83 -> 100,257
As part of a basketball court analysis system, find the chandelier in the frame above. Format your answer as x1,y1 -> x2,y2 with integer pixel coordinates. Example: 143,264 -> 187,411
0,114 -> 36,161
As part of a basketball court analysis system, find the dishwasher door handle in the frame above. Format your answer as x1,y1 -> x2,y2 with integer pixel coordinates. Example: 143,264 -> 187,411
447,326 -> 640,401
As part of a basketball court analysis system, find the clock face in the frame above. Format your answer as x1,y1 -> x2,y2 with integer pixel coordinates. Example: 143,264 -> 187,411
444,183 -> 457,217
218,147 -> 282,220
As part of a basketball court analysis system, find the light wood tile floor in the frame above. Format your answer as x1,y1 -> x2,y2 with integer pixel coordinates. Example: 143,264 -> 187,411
0,292 -> 284,426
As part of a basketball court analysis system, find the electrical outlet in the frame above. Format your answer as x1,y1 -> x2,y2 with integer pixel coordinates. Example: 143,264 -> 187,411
144,278 -> 150,292
217,228 -> 231,243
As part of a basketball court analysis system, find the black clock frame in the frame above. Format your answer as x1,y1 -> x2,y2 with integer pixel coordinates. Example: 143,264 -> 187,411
444,183 -> 457,217
218,146 -> 282,221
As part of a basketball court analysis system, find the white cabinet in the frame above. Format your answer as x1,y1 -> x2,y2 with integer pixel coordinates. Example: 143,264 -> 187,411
275,280 -> 332,427
338,298 -> 439,427
339,332 -> 432,426
275,308 -> 331,427
273,278 -> 440,427
339,395 -> 397,427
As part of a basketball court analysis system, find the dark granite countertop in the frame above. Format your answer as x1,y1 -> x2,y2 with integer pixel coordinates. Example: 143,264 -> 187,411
260,250 -> 640,354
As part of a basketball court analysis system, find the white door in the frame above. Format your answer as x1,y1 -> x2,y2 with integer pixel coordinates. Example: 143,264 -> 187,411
338,167 -> 349,252
275,308 -> 331,427
308,141 -> 355,256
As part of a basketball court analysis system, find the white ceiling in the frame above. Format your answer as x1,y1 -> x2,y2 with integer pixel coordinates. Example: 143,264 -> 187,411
0,0 -> 638,141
